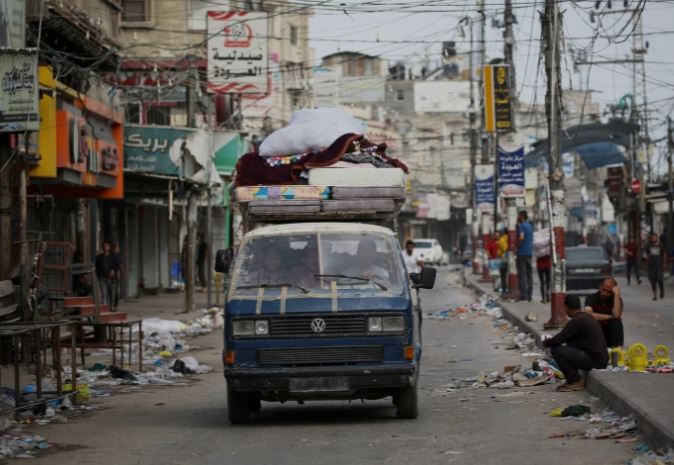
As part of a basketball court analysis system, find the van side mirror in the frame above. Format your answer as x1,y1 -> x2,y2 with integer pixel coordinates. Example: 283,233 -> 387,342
215,249 -> 230,273
414,267 -> 436,290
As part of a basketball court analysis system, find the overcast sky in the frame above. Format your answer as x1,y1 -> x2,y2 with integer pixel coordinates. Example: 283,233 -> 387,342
309,0 -> 674,168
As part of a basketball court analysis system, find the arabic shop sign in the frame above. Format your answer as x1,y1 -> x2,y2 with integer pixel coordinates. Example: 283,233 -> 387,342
207,11 -> 269,94
0,51 -> 39,133
497,146 -> 525,197
124,125 -> 200,176
484,64 -> 513,133
475,164 -> 495,210
0,0 -> 26,48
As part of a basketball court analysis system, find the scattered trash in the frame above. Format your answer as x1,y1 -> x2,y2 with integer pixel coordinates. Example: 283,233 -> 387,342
628,449 -> 674,465
525,312 -> 538,322
549,405 -> 590,418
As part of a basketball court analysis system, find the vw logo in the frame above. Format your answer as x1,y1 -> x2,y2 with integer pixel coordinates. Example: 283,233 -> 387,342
310,318 -> 326,334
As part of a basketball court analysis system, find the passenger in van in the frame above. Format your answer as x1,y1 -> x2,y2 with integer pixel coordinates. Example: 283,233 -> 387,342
289,245 -> 321,289
346,238 -> 390,282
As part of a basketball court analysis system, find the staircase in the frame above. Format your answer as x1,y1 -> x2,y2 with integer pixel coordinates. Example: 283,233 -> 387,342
62,296 -> 128,323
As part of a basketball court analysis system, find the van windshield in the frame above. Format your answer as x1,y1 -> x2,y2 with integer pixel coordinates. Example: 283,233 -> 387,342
230,231 -> 405,297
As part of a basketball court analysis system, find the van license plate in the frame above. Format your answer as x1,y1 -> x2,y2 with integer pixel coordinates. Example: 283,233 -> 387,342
289,377 -> 349,393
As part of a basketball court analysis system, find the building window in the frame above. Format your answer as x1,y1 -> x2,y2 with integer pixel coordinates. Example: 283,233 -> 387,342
396,90 -> 404,101
146,106 -> 171,126
290,26 -> 298,46
125,103 -> 141,124
122,0 -> 149,22
364,60 -> 374,76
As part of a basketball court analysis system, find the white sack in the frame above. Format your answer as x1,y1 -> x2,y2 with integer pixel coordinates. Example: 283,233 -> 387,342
259,108 -> 364,158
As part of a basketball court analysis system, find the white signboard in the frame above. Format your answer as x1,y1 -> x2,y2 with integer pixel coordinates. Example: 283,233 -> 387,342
0,51 -> 39,133
207,11 -> 268,94
0,0 -> 26,48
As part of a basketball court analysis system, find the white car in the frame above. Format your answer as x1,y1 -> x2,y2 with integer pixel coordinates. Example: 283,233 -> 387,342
413,238 -> 445,265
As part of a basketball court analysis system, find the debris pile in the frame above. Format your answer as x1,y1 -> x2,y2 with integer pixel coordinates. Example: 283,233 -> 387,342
548,407 -> 639,441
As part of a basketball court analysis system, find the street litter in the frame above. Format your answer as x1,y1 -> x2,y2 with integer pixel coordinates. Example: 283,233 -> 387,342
525,312 -> 538,322
548,404 -> 591,417
628,449 -> 674,465
0,432 -> 53,459
548,408 -> 639,442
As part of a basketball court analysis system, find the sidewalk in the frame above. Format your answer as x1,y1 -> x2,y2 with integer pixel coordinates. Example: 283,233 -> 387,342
466,274 -> 674,451
117,290 -> 215,322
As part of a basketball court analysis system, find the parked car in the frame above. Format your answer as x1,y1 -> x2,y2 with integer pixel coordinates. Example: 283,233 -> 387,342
565,246 -> 612,292
414,239 -> 444,266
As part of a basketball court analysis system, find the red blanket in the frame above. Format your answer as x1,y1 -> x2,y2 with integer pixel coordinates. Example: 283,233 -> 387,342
235,133 -> 408,187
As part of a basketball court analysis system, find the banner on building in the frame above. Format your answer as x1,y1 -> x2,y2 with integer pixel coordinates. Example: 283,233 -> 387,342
483,64 -> 512,133
475,164 -> 495,210
125,125 -> 208,180
213,131 -> 246,175
0,0 -> 26,48
497,146 -> 525,197
207,11 -> 269,94
0,51 -> 39,133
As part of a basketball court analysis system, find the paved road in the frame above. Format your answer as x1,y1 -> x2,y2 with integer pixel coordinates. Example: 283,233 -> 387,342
25,270 -> 635,465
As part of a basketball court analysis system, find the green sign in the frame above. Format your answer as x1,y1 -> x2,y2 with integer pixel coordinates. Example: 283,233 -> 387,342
124,125 -> 199,176
213,131 -> 246,175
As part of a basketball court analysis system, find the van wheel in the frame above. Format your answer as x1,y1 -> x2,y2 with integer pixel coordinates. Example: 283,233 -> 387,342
227,388 -> 250,424
396,385 -> 418,419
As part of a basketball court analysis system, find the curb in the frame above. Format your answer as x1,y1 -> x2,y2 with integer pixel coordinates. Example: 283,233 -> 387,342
465,276 -> 674,451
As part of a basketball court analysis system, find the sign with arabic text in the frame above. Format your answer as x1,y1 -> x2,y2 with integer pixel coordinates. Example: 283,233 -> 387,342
497,146 -> 525,197
207,11 -> 269,94
0,0 -> 26,48
475,164 -> 495,210
124,125 -> 201,176
484,64 -> 513,133
0,51 -> 39,133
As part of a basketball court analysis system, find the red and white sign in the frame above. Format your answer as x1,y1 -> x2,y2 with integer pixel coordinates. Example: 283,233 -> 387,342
631,178 -> 640,194
207,11 -> 269,94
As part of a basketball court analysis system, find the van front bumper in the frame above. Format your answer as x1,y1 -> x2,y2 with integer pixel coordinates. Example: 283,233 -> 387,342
225,363 -> 417,392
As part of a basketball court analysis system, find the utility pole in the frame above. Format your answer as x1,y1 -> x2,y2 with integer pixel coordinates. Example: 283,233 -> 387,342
667,116 -> 674,244
184,70 -> 197,313
503,0 -> 517,111
502,0 -> 520,299
464,15 -> 480,275
477,0 -> 492,282
543,0 -> 567,328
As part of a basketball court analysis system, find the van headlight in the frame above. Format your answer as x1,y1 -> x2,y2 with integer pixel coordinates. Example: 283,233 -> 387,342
367,316 -> 405,333
232,319 -> 269,336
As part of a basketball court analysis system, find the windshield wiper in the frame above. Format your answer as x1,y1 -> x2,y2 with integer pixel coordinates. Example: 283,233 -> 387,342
314,274 -> 388,291
236,283 -> 309,294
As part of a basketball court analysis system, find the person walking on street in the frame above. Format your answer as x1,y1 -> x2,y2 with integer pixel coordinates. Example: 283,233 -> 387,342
583,277 -> 624,348
646,232 -> 665,301
543,294 -> 608,392
497,229 -> 509,294
402,240 -> 424,284
624,238 -> 641,285
537,254 -> 551,304
95,241 -> 119,306
516,211 -> 534,302
196,234 -> 208,292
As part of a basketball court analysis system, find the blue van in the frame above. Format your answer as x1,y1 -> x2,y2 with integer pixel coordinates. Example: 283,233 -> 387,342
221,222 -> 435,423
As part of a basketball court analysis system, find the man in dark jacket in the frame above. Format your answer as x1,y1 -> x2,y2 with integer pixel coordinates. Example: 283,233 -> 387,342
543,294 -> 608,392
95,241 -> 119,306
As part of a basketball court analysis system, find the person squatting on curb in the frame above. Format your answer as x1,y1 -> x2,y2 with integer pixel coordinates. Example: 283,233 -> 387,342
543,294 -> 608,392
583,277 -> 624,348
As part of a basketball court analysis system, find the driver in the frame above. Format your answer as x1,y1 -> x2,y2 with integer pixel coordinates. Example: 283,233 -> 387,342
346,238 -> 389,282
289,244 -> 321,289
251,245 -> 283,285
